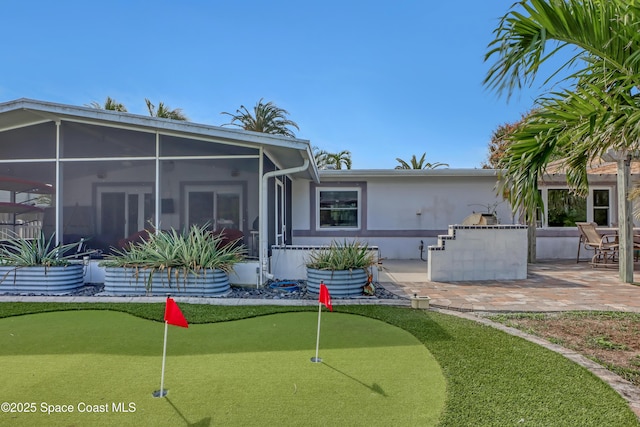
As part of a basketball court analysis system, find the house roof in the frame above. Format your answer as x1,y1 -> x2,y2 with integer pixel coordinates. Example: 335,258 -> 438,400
319,168 -> 500,179
545,158 -> 640,175
0,98 -> 319,182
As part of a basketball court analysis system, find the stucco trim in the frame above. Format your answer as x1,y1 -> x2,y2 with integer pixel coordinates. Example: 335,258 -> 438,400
292,229 -> 448,238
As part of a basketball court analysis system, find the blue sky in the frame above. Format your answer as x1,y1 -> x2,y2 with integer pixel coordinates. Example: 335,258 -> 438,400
1,1 -> 553,169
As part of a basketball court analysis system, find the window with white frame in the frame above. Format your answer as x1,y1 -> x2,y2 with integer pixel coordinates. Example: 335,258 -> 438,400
592,189 -> 610,226
317,188 -> 360,229
541,187 -> 611,227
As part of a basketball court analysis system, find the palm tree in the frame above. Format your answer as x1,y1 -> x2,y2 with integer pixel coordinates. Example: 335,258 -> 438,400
87,96 -> 127,112
325,150 -> 352,170
313,146 -> 329,170
221,98 -> 299,137
484,0 -> 640,280
145,99 -> 188,121
395,153 -> 448,169
312,147 -> 353,170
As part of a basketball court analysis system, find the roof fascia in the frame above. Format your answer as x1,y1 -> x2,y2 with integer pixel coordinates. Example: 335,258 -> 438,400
0,98 -> 311,151
318,168 -> 502,179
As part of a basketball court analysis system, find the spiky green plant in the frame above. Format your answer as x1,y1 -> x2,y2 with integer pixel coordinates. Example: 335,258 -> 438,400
100,224 -> 246,289
0,232 -> 89,267
305,239 -> 376,271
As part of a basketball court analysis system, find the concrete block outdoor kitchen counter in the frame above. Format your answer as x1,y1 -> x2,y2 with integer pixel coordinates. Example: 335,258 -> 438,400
428,224 -> 528,282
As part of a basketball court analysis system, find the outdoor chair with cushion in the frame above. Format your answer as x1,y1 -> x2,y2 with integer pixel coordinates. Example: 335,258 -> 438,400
576,222 -> 619,266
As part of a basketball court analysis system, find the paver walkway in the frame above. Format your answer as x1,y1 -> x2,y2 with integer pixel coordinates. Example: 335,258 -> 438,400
379,259 -> 640,312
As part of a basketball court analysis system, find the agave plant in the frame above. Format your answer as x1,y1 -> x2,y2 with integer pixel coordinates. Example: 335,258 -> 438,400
0,232 -> 89,267
306,240 -> 376,271
101,224 -> 246,288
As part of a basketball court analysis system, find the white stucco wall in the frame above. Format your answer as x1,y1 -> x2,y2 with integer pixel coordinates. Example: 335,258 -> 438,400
365,176 -> 513,230
428,225 -> 528,281
291,170 -> 516,259
537,236 -> 582,260
291,179 -> 311,230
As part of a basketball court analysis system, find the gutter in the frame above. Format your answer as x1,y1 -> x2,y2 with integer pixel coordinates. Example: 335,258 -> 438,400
259,158 -> 310,285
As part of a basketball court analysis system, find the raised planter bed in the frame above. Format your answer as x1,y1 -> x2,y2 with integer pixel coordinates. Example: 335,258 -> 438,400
103,267 -> 231,296
0,264 -> 84,295
306,268 -> 368,297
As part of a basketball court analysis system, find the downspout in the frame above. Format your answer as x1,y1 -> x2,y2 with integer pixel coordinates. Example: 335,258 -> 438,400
259,158 -> 310,286
55,120 -> 61,245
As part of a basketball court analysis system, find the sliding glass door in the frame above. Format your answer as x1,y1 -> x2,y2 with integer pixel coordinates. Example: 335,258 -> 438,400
185,185 -> 242,231
97,186 -> 153,240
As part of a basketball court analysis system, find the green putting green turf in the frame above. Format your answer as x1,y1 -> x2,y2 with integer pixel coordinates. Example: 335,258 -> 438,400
0,310 -> 445,426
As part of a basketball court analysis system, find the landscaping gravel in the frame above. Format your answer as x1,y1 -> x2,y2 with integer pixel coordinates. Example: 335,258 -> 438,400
226,281 -> 403,300
5,281 -> 404,300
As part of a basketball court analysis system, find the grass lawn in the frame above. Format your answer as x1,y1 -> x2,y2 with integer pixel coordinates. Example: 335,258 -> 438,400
0,308 -> 443,426
488,311 -> 640,387
0,302 -> 638,426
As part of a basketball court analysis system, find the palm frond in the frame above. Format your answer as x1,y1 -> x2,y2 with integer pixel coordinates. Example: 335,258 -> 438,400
221,98 -> 299,137
486,0 -> 640,218
395,152 -> 448,169
145,99 -> 188,121
485,0 -> 634,99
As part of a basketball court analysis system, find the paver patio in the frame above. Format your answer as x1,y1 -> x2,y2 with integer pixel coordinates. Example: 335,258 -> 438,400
380,259 -> 640,313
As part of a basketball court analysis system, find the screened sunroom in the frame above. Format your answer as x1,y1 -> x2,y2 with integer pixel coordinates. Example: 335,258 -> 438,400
0,99 -> 317,284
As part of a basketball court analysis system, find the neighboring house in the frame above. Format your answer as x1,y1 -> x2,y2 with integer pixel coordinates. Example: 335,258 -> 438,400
535,159 -> 640,259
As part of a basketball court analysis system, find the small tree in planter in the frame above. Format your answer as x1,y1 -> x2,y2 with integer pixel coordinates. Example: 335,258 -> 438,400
305,240 -> 377,297
0,233 -> 90,294
101,224 -> 246,296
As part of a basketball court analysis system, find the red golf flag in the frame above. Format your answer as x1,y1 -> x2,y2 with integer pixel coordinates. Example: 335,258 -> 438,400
319,283 -> 333,311
164,297 -> 189,328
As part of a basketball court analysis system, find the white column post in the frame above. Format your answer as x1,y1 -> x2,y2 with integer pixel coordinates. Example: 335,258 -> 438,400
617,155 -> 633,283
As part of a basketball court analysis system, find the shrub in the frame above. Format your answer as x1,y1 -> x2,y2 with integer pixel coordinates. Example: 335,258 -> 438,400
0,232 -> 88,267
100,224 -> 246,280
305,239 -> 376,271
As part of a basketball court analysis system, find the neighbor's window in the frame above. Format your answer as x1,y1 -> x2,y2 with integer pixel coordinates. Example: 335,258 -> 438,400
547,189 -> 587,227
542,188 -> 611,227
592,189 -> 609,226
318,189 -> 359,229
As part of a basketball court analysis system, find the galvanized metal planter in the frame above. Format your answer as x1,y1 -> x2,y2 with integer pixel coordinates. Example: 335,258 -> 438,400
0,264 -> 84,295
306,268 -> 368,297
103,267 -> 231,296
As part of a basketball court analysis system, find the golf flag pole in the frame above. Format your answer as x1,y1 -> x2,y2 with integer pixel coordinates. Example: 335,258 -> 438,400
312,299 -> 323,363
157,318 -> 169,397
311,282 -> 332,363
154,295 -> 188,398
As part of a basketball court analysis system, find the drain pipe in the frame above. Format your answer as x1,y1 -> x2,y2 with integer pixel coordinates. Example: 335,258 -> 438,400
259,158 -> 310,287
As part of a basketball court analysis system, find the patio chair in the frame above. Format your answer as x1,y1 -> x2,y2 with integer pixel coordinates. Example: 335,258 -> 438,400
576,222 -> 619,266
